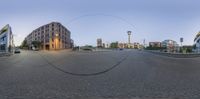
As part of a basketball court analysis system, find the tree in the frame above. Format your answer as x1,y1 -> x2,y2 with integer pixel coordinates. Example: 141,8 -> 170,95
20,39 -> 28,49
110,42 -> 118,48
31,41 -> 41,49
85,45 -> 93,48
145,46 -> 166,50
186,48 -> 192,53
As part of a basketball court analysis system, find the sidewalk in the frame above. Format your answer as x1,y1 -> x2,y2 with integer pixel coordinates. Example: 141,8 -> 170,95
0,52 -> 13,57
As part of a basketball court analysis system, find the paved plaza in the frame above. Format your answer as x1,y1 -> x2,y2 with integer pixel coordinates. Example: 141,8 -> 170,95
0,50 -> 200,99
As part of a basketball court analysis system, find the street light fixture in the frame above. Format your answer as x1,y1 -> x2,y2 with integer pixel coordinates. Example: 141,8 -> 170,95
55,33 -> 58,37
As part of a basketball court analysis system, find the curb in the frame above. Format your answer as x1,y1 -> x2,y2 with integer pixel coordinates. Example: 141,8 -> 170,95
145,50 -> 200,58
0,53 -> 13,57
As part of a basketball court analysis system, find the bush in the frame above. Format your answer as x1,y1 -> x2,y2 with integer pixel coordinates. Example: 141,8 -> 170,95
145,47 -> 166,50
186,48 -> 192,53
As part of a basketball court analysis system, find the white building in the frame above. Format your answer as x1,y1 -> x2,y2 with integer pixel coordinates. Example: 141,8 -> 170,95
194,32 -> 200,53
0,24 -> 14,53
161,39 -> 179,52
97,38 -> 103,48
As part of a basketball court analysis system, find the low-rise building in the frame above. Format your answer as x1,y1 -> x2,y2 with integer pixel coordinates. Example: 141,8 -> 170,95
133,42 -> 140,49
149,42 -> 161,48
161,39 -> 179,52
118,43 -> 128,48
118,42 -> 141,49
104,42 -> 110,48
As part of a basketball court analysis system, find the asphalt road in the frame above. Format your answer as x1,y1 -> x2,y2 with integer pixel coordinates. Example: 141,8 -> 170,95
1,50 -> 200,99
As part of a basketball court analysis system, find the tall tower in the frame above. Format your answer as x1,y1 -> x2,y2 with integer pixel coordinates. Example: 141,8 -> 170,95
127,31 -> 132,44
127,31 -> 132,48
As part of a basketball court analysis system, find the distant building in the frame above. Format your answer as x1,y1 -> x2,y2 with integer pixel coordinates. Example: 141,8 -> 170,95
133,42 -> 140,49
118,43 -> 128,48
118,43 -> 124,48
149,42 -> 161,48
194,32 -> 200,53
161,39 -> 179,52
118,42 -> 141,49
0,24 -> 14,53
25,22 -> 72,50
105,42 -> 110,48
97,38 -> 103,48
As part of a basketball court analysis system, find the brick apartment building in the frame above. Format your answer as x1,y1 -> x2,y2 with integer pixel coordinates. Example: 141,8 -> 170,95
25,22 -> 73,50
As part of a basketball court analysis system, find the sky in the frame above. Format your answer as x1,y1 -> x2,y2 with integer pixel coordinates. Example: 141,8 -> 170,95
1,0 -> 200,46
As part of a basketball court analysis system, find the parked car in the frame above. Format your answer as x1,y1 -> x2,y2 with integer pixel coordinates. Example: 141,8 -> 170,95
119,48 -> 124,51
32,47 -> 39,51
14,48 -> 21,53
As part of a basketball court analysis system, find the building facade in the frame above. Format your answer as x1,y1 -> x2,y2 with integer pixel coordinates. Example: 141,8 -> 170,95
118,43 -> 128,48
0,24 -> 14,53
97,38 -> 103,48
149,42 -> 161,48
161,39 -> 179,52
194,32 -> 200,53
118,42 -> 141,49
25,22 -> 72,50
104,42 -> 110,48
133,42 -> 140,49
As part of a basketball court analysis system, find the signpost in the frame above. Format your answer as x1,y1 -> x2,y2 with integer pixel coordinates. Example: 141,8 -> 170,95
180,37 -> 183,46
180,37 -> 184,53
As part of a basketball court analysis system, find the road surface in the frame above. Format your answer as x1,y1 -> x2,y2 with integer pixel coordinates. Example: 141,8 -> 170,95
0,50 -> 200,99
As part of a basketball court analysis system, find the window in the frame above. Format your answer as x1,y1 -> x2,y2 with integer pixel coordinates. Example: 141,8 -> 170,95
198,39 -> 200,43
0,36 -> 6,42
52,32 -> 54,36
45,38 -> 49,43
45,25 -> 49,28
45,34 -> 49,37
